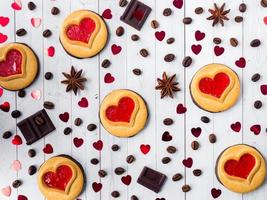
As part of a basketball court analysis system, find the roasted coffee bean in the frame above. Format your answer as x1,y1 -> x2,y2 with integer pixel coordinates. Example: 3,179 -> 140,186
28,149 -> 36,158
201,116 -> 210,123
28,165 -> 37,175
239,3 -> 247,12
140,49 -> 149,57
131,34 -> 139,41
193,169 -> 202,176
163,8 -> 172,16
114,167 -> 125,175
133,68 -> 142,75
11,110 -> 21,118
126,155 -> 135,164
172,173 -> 183,181
182,56 -> 192,67
230,37 -> 238,47
74,118 -> 82,126
35,116 -> 44,125
251,73 -> 261,82
91,158 -> 99,165
166,146 -> 177,154
213,37 -> 222,44
235,16 -> 243,23
250,39 -> 261,47
12,180 -> 22,188
162,157 -> 171,164
111,191 -> 120,198
254,100 -> 262,109
98,170 -> 107,177
16,28 -> 27,36
112,144 -> 120,151
18,90 -> 26,98
261,0 -> 267,7
183,17 -> 192,24
116,26 -> 124,36
166,37 -> 175,44
28,1 -> 36,10
101,59 -> 111,68
209,134 -> 216,143
44,72 -> 53,80
51,7 -> 60,15
195,7 -> 204,14
2,131 -> 12,139
87,123 -> 97,131
164,53 -> 175,62
151,20 -> 159,29
182,185 -> 191,192
43,29 -> 52,38
63,127 -> 72,135
131,195 -> 139,200
43,101 -> 54,110
119,0 -> 128,7
191,140 -> 199,150
163,118 -> 173,126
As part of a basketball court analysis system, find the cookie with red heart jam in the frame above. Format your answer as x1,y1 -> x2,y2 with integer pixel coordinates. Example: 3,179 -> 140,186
38,155 -> 85,200
216,144 -> 266,193
60,10 -> 108,58
0,43 -> 38,90
190,63 -> 240,112
100,89 -> 148,137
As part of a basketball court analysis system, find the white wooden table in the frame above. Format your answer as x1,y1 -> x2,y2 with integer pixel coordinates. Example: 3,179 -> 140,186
0,0 -> 267,199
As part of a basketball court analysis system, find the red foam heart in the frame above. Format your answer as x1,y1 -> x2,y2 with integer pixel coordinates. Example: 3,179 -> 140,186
0,33 -> 7,43
111,44 -> 122,55
18,195 -> 28,200
211,188 -> 221,199
199,72 -> 230,98
47,46 -> 55,57
43,144 -> 53,154
105,97 -> 135,123
0,16 -> 10,27
73,137 -> 84,148
224,153 -> 255,179
0,87 -> 3,97
162,131 -> 172,142
214,46 -> 224,56
12,135 -> 22,145
231,121 -> 241,132
264,16 -> 267,25
92,182 -> 102,192
176,103 -> 187,114
173,0 -> 183,9
59,112 -> 69,123
250,124 -> 261,135
11,2 -> 22,11
140,144 -> 150,155
183,157 -> 193,168
93,140 -> 103,151
155,31 -> 165,41
235,57 -> 246,68
191,127 -> 201,138
0,49 -> 22,77
78,97 -> 89,108
104,73 -> 115,83
121,175 -> 132,186
260,85 -> 267,95
0,101 -> 10,112
191,44 -> 202,55
195,30 -> 205,41
66,18 -> 96,43
102,9 -> 112,19
43,165 -> 73,191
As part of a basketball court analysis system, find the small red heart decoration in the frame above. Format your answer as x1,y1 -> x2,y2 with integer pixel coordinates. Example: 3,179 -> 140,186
92,182 -> 102,192
250,124 -> 261,135
73,137 -> 84,148
162,131 -> 172,142
235,57 -> 246,68
111,44 -> 122,55
12,135 -> 22,145
140,144 -> 150,155
0,33 -> 8,43
0,16 -> 10,27
104,73 -> 115,83
191,127 -> 201,138
260,85 -> 267,95
11,1 -> 22,11
93,140 -> 103,151
211,188 -> 221,199
102,9 -> 112,19
176,103 -> 187,114
47,46 -> 55,57
121,175 -> 132,186
155,31 -> 165,41
59,112 -> 69,123
182,157 -> 193,168
78,97 -> 89,108
173,0 -> 183,9
195,30 -> 205,41
43,144 -> 53,154
18,195 -> 28,200
231,121 -> 241,132
191,44 -> 202,55
0,101 -> 10,112
214,46 -> 224,56
0,87 -> 3,97
264,16 -> 267,25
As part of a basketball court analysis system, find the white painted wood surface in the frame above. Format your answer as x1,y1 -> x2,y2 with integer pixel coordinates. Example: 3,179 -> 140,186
0,0 -> 267,200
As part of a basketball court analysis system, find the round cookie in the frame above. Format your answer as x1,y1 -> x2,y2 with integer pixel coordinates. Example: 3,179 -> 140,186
0,43 -> 38,90
60,10 -> 108,58
216,144 -> 266,193
100,89 -> 148,137
38,155 -> 85,200
190,63 -> 240,112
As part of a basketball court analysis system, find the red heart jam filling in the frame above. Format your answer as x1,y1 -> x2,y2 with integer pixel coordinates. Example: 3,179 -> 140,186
0,49 -> 22,77
199,72 -> 230,98
106,97 -> 135,123
43,165 -> 73,191
66,18 -> 96,43
224,153 -> 256,179
132,7 -> 145,21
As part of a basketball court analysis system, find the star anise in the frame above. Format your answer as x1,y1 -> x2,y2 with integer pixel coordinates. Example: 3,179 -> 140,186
155,72 -> 180,98
61,66 -> 87,95
207,3 -> 230,27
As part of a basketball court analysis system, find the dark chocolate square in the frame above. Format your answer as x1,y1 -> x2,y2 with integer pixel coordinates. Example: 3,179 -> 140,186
120,0 -> 151,30
17,109 -> 55,145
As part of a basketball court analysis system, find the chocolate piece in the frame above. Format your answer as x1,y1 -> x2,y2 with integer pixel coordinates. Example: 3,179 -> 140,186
120,0 -> 151,30
137,167 -> 167,193
17,109 -> 55,145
